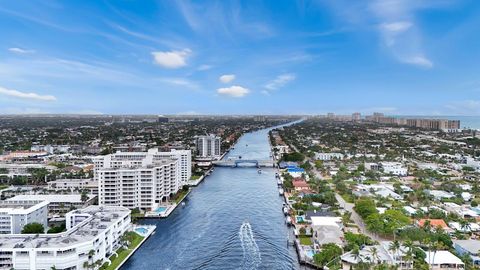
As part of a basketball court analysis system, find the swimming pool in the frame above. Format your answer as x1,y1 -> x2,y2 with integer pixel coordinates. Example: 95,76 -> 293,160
296,216 -> 305,223
305,250 -> 315,259
135,227 -> 148,235
155,206 -> 167,213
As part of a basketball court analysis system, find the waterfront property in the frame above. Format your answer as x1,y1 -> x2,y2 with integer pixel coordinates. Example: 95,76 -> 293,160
0,205 -> 131,270
94,148 -> 191,211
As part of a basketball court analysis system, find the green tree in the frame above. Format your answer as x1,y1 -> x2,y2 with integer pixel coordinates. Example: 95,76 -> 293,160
21,222 -> 45,234
313,243 -> 342,267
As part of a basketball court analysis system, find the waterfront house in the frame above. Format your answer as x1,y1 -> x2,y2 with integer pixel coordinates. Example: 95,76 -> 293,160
311,216 -> 343,247
292,178 -> 310,192
341,241 -> 413,270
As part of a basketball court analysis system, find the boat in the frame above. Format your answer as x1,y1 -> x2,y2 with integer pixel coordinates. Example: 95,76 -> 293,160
278,188 -> 284,195
239,155 -> 242,159
283,207 -> 289,215
181,202 -> 186,206
277,179 -> 282,185
286,216 -> 292,225
257,169 -> 262,174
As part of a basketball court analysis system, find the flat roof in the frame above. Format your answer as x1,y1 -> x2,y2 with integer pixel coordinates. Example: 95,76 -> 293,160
425,251 -> 463,265
0,205 -> 130,249
7,194 -> 95,203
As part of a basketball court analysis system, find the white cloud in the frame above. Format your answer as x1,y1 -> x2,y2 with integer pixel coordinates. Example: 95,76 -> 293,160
217,85 -> 250,98
265,73 -> 296,90
219,74 -> 235,83
380,21 -> 412,33
0,86 -> 56,101
151,49 -> 191,69
401,55 -> 433,68
8,47 -> 35,54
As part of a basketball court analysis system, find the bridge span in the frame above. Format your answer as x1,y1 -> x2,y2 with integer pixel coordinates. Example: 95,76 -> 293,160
212,159 -> 274,168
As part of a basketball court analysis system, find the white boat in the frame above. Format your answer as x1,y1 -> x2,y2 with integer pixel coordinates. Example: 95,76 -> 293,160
277,179 -> 282,185
278,188 -> 284,195
283,207 -> 289,215
286,216 -> 292,225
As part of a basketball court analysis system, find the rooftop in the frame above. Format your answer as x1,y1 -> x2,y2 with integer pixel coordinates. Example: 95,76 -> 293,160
7,194 -> 95,203
0,205 -> 130,249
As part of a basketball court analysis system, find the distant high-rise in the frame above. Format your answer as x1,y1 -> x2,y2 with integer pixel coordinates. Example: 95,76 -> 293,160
352,112 -> 361,121
196,135 -> 221,159
158,116 -> 169,123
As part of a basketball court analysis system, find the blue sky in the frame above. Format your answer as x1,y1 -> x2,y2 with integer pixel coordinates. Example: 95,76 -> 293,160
0,0 -> 479,115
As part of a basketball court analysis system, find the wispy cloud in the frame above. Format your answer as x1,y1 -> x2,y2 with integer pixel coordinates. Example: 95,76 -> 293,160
151,49 -> 191,69
217,85 -> 250,98
0,86 -> 56,101
219,74 -> 235,83
156,77 -> 198,89
197,64 -> 212,71
445,100 -> 480,115
8,47 -> 35,54
265,73 -> 295,90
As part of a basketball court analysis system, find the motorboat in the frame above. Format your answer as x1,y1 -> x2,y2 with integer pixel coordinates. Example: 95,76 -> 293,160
286,216 -> 292,225
278,188 -> 284,195
257,169 -> 262,174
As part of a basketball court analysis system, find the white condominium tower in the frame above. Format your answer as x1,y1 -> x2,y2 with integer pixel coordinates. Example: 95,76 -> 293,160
94,149 -> 191,210
196,135 -> 221,158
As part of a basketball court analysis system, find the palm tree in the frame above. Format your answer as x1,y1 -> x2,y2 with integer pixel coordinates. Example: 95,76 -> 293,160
370,246 -> 380,265
459,219 -> 471,233
352,246 -> 362,264
389,240 -> 400,267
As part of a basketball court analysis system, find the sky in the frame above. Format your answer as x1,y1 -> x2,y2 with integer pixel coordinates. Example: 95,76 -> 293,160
0,0 -> 479,115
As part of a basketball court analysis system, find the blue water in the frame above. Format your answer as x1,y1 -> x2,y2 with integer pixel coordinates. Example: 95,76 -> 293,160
121,124 -> 299,270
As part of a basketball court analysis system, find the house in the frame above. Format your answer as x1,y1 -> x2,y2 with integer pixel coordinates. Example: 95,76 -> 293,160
379,162 -> 408,176
424,250 -> 464,270
428,190 -> 455,200
311,216 -> 344,247
454,240 -> 480,265
449,222 -> 480,233
417,219 -> 453,233
304,210 -> 335,223
292,178 -> 310,192
341,241 -> 414,270
287,167 -> 305,178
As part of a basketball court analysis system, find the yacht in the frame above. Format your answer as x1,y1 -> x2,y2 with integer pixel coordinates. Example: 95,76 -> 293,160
278,188 -> 284,195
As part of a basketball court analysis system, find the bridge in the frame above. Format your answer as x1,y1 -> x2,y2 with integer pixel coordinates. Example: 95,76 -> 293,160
212,159 -> 275,168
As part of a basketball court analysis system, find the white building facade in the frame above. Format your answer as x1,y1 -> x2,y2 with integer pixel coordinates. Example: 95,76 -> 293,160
195,135 -> 221,159
94,149 -> 189,210
0,200 -> 49,234
0,205 -> 131,270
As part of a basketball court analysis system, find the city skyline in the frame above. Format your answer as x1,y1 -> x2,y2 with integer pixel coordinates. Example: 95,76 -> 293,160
1,0 -> 480,115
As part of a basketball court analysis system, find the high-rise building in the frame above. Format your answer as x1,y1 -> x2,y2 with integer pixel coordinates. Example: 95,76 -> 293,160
94,149 -> 191,210
195,135 -> 221,159
352,112 -> 361,121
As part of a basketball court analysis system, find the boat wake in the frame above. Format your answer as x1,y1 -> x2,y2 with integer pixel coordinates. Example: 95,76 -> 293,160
239,221 -> 261,269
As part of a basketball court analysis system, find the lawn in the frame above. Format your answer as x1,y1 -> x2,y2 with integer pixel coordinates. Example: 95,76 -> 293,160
190,175 -> 201,180
0,185 -> 8,191
173,189 -> 189,204
299,236 -> 313,246
100,232 -> 144,270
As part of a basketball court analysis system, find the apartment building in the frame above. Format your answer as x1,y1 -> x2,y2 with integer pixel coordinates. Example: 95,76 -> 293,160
195,135 -> 221,159
0,200 -> 48,234
0,205 -> 131,270
47,178 -> 98,195
7,195 -> 96,214
315,152 -> 344,161
94,149 -> 187,210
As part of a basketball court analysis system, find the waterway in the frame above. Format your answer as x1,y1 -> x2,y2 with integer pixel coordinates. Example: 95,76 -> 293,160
121,125 -> 299,270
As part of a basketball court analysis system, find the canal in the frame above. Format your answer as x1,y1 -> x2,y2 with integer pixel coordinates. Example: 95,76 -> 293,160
121,125 -> 299,270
